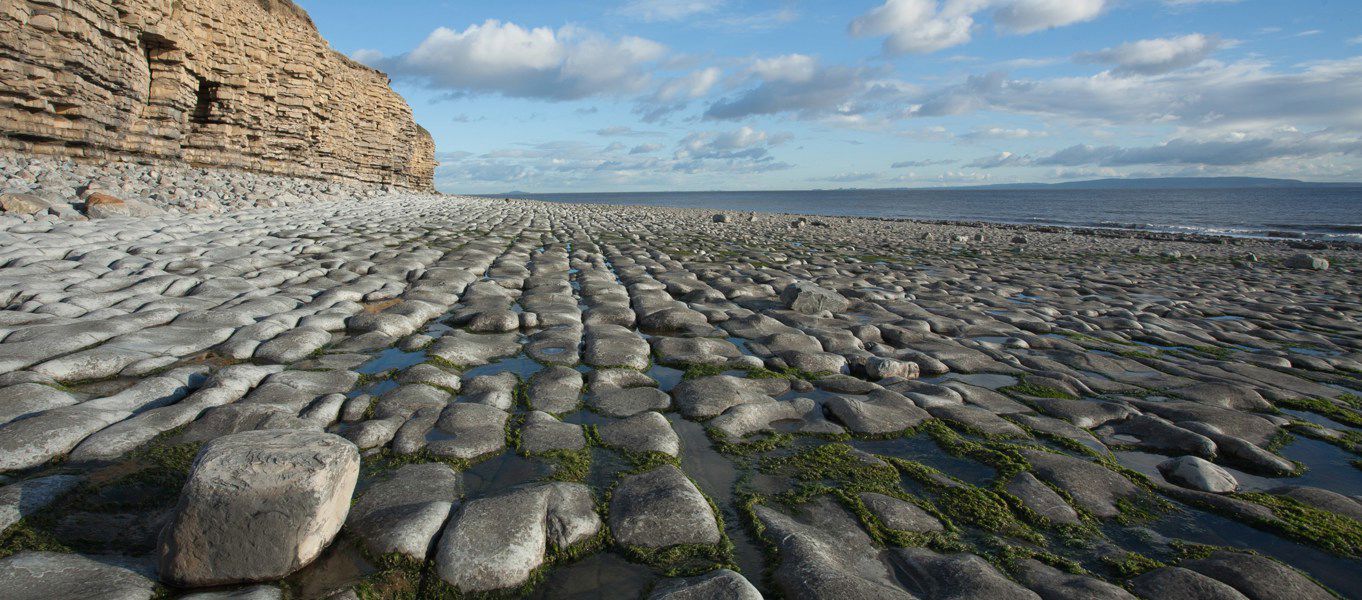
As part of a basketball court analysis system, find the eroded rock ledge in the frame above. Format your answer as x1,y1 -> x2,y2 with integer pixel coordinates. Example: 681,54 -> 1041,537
0,0 -> 435,190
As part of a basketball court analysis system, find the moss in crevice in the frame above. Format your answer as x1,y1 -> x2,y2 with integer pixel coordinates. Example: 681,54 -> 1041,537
1276,397 -> 1362,429
1236,492 -> 1362,557
535,449 -> 592,483
707,428 -> 793,456
362,449 -> 473,478
999,381 -> 1078,400
0,519 -> 71,559
1101,551 -> 1164,578
680,363 -> 731,380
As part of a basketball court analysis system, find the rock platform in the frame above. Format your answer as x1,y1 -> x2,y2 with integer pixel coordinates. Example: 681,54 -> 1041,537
0,163 -> 1360,599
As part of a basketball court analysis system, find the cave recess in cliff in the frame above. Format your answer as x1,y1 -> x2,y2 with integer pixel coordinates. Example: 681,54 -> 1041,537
191,78 -> 221,126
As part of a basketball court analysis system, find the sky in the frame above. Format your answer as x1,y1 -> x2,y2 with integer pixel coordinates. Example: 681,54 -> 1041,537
294,0 -> 1362,193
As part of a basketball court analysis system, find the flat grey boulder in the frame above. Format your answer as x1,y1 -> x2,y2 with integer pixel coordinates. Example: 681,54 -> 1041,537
435,482 -> 599,593
649,569 -> 763,600
782,281 -> 849,315
0,551 -> 157,600
859,492 -> 943,533
253,327 -> 332,364
928,403 -> 1026,437
0,382 -> 78,425
583,334 -> 651,370
520,411 -> 587,453
755,497 -> 912,599
180,585 -> 283,600
710,397 -> 844,439
462,372 -> 518,410
427,331 -> 519,368
396,363 -> 462,392
599,411 -> 680,457
1268,486 -> 1362,521
650,336 -> 743,366
610,464 -> 720,549
590,386 -> 670,417
1159,456 -> 1238,493
159,430 -> 360,587
1131,567 -> 1250,600
865,356 -> 920,380
1022,450 -> 1142,519
527,366 -> 583,413
1285,253 -> 1329,270
429,403 -> 508,461
671,375 -> 788,420
1013,558 -> 1136,600
823,390 -> 930,435
1182,551 -> 1335,600
1005,472 -> 1081,525
890,547 -> 1040,600
346,463 -> 462,561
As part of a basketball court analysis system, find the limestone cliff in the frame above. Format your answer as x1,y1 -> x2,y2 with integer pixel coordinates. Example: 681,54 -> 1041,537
0,0 -> 436,190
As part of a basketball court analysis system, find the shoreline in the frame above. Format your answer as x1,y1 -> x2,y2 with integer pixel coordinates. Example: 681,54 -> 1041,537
479,193 -> 1362,251
477,191 -> 1362,248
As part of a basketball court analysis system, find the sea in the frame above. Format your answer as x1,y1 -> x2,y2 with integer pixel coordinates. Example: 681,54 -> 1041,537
490,187 -> 1362,242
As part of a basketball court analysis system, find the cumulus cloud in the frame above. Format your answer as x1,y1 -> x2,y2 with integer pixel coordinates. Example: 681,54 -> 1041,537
704,56 -> 900,120
904,57 -> 1362,130
850,0 -> 1108,55
992,0 -> 1106,34
434,127 -> 793,190
849,0 -> 982,54
369,20 -> 667,100
1076,34 -> 1225,76
676,126 -> 792,160
967,151 -> 1033,167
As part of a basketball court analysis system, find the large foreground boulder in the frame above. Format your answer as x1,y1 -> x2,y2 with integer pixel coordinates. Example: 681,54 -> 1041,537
158,430 -> 360,587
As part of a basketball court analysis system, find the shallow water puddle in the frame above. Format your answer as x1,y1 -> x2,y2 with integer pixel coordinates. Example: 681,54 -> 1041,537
668,415 -> 767,585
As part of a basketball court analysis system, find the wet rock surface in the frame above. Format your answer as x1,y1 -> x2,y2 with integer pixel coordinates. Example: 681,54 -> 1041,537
0,170 -> 1361,598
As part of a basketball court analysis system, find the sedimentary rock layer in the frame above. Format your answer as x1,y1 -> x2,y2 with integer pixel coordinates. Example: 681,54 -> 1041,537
0,0 -> 434,189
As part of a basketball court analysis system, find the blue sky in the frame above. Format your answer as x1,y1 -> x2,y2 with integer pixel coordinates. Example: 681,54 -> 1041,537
295,0 -> 1362,193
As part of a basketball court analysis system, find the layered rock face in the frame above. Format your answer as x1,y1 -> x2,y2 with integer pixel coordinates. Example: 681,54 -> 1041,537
0,0 -> 435,189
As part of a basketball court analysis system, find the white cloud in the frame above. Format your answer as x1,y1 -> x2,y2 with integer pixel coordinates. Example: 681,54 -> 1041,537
1032,129 -> 1362,167
676,126 -> 792,160
652,67 -> 723,102
850,0 -> 1108,55
617,0 -> 725,22
967,151 -> 1033,167
435,127 -> 793,191
992,0 -> 1106,34
1076,34 -> 1225,76
849,0 -> 983,54
962,126 -> 1049,140
373,20 -> 667,100
748,54 -> 819,83
906,57 -> 1362,131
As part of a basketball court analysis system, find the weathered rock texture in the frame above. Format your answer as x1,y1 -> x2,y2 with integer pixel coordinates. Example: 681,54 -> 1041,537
0,0 -> 435,189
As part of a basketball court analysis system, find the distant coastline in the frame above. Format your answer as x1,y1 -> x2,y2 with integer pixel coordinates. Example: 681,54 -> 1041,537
484,184 -> 1362,243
